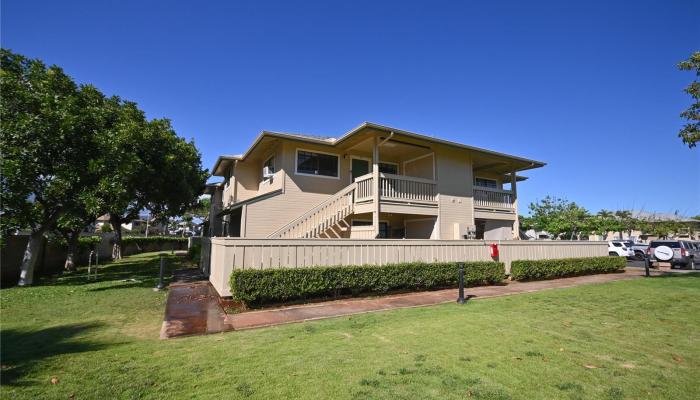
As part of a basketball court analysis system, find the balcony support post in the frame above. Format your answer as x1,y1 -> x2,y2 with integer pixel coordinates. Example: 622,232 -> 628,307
511,169 -> 519,239
372,135 -> 380,238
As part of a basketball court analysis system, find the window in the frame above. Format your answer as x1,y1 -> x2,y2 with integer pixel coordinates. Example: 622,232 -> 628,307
474,177 -> 498,189
296,150 -> 339,178
262,156 -> 275,181
650,241 -> 681,249
379,162 -> 398,175
224,166 -> 232,187
351,220 -> 389,238
351,220 -> 372,227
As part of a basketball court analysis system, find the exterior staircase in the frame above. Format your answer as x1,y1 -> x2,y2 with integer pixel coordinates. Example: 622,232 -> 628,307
267,183 -> 357,239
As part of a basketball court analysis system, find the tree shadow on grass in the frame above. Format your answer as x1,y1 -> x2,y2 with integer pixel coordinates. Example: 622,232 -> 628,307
30,253 -> 198,291
0,322 -> 112,386
649,271 -> 700,279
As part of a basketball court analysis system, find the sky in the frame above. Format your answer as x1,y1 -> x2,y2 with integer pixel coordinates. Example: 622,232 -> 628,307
2,0 -> 699,216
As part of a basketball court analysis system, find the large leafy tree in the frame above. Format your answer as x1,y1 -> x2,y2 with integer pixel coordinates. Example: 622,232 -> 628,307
678,51 -> 700,148
1,50 -> 109,285
99,115 -> 207,258
1,49 -> 208,283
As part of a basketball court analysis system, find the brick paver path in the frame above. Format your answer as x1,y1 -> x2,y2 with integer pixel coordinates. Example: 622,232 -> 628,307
161,268 -> 678,338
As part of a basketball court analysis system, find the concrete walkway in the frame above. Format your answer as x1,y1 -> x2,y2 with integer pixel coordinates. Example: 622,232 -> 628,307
160,268 -> 677,338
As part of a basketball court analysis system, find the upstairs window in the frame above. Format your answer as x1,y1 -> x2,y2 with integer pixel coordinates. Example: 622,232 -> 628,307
224,166 -> 232,187
474,177 -> 498,189
262,156 -> 275,181
296,150 -> 339,178
379,162 -> 398,175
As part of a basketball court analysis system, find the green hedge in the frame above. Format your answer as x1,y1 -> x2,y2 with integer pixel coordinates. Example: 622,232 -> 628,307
119,236 -> 188,246
77,236 -> 102,250
230,261 -> 504,305
510,257 -> 626,281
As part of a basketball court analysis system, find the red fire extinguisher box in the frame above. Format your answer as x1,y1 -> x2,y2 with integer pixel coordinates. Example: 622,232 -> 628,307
489,243 -> 499,258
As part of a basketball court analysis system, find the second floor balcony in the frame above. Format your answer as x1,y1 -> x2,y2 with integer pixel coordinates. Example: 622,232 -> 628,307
354,173 -> 438,206
473,187 -> 515,212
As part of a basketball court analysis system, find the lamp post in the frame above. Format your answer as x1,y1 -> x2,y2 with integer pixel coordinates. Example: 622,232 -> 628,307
457,262 -> 465,304
155,253 -> 165,290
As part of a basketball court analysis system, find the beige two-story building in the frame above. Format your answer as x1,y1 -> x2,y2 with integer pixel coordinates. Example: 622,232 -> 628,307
205,122 -> 545,241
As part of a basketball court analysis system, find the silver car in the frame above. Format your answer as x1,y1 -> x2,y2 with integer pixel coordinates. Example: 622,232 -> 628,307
648,240 -> 698,269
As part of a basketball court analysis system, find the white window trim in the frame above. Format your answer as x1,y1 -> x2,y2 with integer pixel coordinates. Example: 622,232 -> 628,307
261,154 -> 275,184
295,148 -> 341,180
474,176 -> 499,189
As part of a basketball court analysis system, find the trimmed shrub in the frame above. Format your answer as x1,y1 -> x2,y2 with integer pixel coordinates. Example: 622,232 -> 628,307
230,261 -> 504,305
510,257 -> 626,281
188,242 -> 201,261
77,236 -> 102,250
120,236 -> 188,246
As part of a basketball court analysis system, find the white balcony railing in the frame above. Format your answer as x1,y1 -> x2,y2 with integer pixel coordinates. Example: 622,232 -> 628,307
474,187 -> 514,210
355,174 -> 373,202
353,173 -> 438,205
379,173 -> 437,203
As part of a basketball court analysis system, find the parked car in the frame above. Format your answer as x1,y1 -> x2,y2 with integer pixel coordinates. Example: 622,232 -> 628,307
647,240 -> 697,269
608,241 -> 634,258
628,242 -> 649,260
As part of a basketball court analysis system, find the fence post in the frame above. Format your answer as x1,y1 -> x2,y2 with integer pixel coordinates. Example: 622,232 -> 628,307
88,251 -> 94,279
457,262 -> 465,304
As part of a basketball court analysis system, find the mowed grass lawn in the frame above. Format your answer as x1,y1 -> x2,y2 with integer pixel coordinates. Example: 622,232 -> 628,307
1,253 -> 699,399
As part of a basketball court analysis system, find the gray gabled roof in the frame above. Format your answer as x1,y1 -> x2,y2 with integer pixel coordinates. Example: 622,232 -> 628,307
211,121 -> 546,176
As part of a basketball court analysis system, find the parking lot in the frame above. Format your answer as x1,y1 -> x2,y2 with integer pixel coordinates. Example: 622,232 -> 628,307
626,259 -> 647,269
626,258 -> 698,271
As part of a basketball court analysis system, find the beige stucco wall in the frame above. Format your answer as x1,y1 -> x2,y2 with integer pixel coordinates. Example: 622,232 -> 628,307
435,146 -> 475,239
242,141 -> 349,238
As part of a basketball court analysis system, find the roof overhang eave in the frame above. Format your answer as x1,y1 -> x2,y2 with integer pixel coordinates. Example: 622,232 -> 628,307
335,122 -> 546,172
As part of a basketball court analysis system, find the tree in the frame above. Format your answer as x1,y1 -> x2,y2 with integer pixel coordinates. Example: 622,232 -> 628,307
1,49 -> 208,283
97,116 -> 207,257
526,196 -> 591,240
589,210 -> 622,240
1,49 -> 106,285
678,51 -> 700,148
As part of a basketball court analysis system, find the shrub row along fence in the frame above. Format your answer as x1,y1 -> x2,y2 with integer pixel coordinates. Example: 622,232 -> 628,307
510,257 -> 626,281
1,234 -> 188,286
230,261 -> 504,305
202,238 -> 609,297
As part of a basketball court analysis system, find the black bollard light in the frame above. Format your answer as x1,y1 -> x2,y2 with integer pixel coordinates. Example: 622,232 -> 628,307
457,262 -> 465,304
155,253 -> 165,290
644,255 -> 651,278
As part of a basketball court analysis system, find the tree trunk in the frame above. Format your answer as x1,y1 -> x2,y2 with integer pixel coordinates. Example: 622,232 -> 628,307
64,230 -> 80,272
110,213 -> 123,260
18,231 -> 46,286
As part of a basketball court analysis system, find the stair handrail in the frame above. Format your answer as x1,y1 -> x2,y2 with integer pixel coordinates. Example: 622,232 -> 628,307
267,182 -> 357,238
